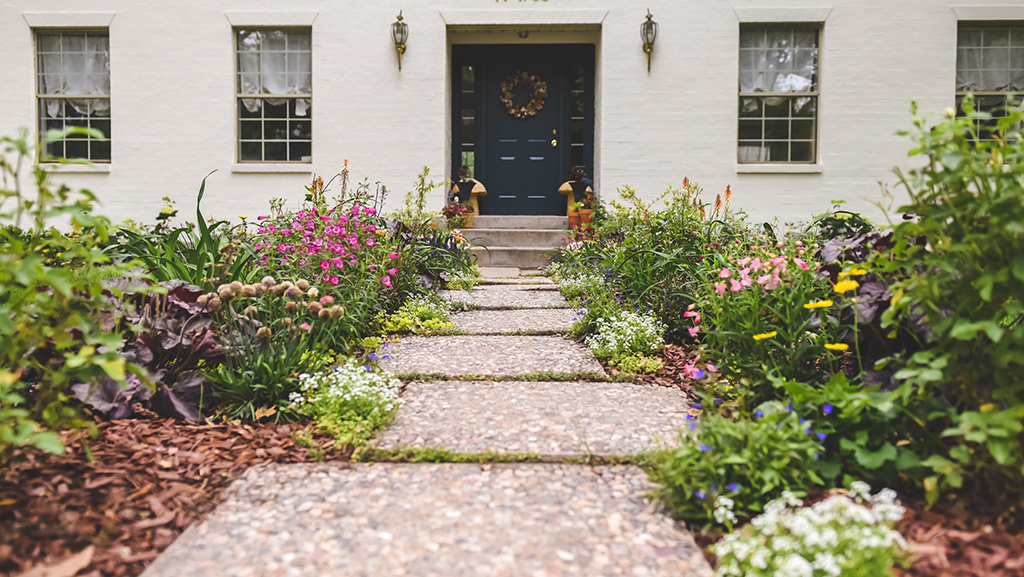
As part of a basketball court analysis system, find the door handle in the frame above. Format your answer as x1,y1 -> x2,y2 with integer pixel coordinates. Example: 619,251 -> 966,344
551,139 -> 558,148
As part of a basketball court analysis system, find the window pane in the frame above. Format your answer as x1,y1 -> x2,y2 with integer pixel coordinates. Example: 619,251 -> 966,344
240,120 -> 261,140
264,120 -> 287,140
240,142 -> 262,161
290,120 -> 311,140
91,139 -> 111,161
264,141 -> 287,160
289,141 -> 311,162
791,119 -> 814,140
790,142 -> 813,162
738,119 -> 762,140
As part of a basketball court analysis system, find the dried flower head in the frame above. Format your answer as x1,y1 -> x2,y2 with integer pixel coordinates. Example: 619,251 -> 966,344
307,287 -> 320,299
218,286 -> 234,300
281,318 -> 292,328
229,281 -> 243,293
285,301 -> 298,313
206,296 -> 222,312
329,305 -> 344,319
308,301 -> 323,314
197,294 -> 211,306
261,276 -> 276,287
244,305 -> 258,317
296,279 -> 310,291
318,308 -> 331,320
256,326 -> 272,340
242,284 -> 258,298
285,286 -> 303,299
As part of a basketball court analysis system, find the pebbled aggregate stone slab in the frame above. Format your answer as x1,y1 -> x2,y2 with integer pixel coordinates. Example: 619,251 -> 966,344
141,463 -> 713,577
375,381 -> 689,456
449,308 -> 578,334
439,285 -> 568,309
378,335 -> 604,377
480,276 -> 556,285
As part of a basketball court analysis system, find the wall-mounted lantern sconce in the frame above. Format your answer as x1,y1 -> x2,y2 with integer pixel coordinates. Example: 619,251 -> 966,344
392,11 -> 409,71
641,9 -> 658,73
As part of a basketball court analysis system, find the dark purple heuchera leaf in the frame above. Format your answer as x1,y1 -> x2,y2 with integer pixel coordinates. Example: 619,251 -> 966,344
149,388 -> 200,423
856,282 -> 892,323
70,374 -> 152,419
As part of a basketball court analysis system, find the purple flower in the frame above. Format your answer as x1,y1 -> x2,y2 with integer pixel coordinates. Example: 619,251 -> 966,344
369,353 -> 378,360
694,369 -> 705,380
727,483 -> 740,492
685,415 -> 696,421
754,410 -> 764,419
823,403 -> 834,415
696,490 -> 707,500
806,428 -> 814,435
688,423 -> 698,430
693,403 -> 703,410
817,432 -> 827,441
699,444 -> 713,452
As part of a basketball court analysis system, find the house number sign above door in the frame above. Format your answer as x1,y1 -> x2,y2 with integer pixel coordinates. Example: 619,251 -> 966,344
499,70 -> 549,119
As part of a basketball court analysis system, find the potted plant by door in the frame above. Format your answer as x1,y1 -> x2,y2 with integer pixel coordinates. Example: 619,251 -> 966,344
567,201 -> 583,229
442,196 -> 474,229
450,165 -> 486,216
558,166 -> 596,228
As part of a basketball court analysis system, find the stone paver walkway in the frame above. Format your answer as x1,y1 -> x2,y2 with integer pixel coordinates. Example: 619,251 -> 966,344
142,268 -> 711,577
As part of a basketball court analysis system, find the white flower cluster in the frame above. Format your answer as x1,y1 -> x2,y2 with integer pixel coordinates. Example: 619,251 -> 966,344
713,486 -> 907,577
400,296 -> 451,320
558,271 -> 606,300
585,311 -> 665,359
292,358 -> 403,417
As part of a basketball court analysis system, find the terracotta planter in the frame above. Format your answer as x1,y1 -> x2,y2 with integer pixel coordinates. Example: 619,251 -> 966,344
463,213 -> 474,229
578,208 -> 594,225
567,210 -> 582,229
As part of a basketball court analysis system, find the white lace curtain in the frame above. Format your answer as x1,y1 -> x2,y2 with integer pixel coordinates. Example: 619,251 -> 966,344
956,28 -> 1024,93
739,28 -> 817,114
237,30 -> 311,116
37,34 -> 110,118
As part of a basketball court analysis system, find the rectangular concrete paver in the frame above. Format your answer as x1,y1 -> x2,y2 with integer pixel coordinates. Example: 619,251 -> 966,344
141,463 -> 713,577
449,308 -> 578,334
439,285 -> 569,309
375,381 -> 690,456
378,335 -> 604,377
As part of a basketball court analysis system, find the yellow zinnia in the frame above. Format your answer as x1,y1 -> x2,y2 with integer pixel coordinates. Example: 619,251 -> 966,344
753,331 -> 778,341
824,343 -> 849,351
803,300 -> 834,309
838,267 -> 868,279
833,279 -> 860,294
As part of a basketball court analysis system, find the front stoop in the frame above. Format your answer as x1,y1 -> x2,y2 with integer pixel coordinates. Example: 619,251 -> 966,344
466,215 -> 568,268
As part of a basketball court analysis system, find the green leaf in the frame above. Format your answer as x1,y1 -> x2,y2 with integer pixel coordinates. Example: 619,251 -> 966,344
987,438 -> 1013,465
949,444 -> 970,463
30,430 -> 66,455
1013,259 -> 1024,282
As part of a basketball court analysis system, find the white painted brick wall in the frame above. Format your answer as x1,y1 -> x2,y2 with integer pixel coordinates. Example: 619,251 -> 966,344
0,0 -> 1018,226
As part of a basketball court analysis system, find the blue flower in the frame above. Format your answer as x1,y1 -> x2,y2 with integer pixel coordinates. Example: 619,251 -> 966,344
754,410 -> 764,419
727,483 -> 740,492
799,418 -> 807,425
805,427 -> 814,436
817,432 -> 827,441
688,423 -> 698,430
693,369 -> 705,379
685,415 -> 696,421
363,365 -> 372,371
699,444 -> 713,452
369,353 -> 378,360
823,403 -> 834,415
696,490 -> 707,500
693,403 -> 703,410
383,355 -> 391,359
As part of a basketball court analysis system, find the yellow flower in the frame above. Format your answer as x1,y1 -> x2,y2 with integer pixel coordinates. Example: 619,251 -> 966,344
803,300 -> 834,309
375,229 -> 387,236
833,279 -> 860,294
824,343 -> 849,351
837,267 -> 868,279
753,331 -> 778,341
238,215 -> 249,220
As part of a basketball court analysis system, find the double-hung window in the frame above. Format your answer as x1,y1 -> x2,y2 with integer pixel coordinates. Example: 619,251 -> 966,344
956,24 -> 1024,137
738,26 -> 819,164
36,31 -> 111,162
236,28 -> 312,163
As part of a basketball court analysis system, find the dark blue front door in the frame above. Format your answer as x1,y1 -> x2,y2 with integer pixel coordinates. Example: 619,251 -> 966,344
453,45 -> 594,215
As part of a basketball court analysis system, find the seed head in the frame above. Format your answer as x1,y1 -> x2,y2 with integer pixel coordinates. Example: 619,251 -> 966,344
296,279 -> 310,290
308,301 -> 323,314
261,276 -> 276,287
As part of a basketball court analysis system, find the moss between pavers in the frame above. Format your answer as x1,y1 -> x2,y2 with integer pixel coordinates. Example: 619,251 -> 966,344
355,446 -> 646,466
394,371 -> 627,383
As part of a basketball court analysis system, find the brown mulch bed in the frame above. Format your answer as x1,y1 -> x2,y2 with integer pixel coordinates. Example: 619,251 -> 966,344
630,344 -> 702,393
0,418 -> 348,577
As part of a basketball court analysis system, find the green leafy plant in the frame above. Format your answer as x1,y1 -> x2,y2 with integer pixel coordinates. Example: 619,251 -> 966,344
389,166 -> 444,231
879,98 -> 1024,501
0,128 -> 130,464
646,400 -> 824,529
712,483 -> 908,576
381,296 -> 453,334
613,354 -> 663,374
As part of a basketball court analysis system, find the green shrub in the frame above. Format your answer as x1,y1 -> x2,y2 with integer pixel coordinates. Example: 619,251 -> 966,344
880,98 -> 1024,501
0,128 -> 131,464
613,354 -> 663,374
646,400 -> 824,529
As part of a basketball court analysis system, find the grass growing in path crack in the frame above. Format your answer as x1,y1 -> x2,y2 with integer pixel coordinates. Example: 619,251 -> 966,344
395,371 -> 623,383
355,446 -> 647,466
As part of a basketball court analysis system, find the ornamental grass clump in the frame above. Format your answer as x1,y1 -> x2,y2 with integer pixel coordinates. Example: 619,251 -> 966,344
712,483 -> 908,577
290,358 -> 402,445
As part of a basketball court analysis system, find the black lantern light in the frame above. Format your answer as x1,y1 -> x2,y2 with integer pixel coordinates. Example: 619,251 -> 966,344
392,11 -> 409,71
641,9 -> 658,73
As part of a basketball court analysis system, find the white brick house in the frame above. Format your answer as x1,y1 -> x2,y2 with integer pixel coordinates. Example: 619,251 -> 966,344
1,1 -> 1022,224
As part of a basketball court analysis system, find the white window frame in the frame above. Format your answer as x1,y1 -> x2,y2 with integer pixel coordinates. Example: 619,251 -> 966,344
955,22 -> 1024,138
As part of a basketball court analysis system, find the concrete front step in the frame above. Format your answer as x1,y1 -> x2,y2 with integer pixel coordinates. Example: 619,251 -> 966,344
471,246 -> 557,268
472,215 -> 568,229
465,228 -> 567,249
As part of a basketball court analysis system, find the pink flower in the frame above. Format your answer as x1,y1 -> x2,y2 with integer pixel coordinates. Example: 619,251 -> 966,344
381,276 -> 392,288
714,282 -> 727,296
706,364 -> 718,373
366,239 -> 375,247
320,260 -> 330,270
718,267 -> 731,279
329,276 -> 339,285
387,268 -> 397,275
388,253 -> 399,261
730,279 -> 743,292
320,295 -> 335,304
688,326 -> 700,337
257,215 -> 268,220
299,322 -> 311,331
794,258 -> 810,271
